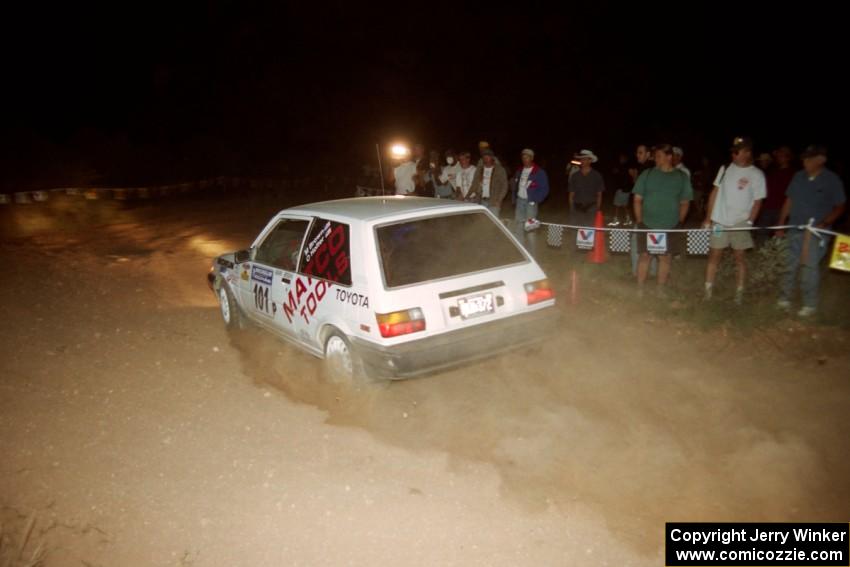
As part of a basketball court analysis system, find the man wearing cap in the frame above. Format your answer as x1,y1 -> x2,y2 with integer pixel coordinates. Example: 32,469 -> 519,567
467,148 -> 508,216
567,149 -> 605,230
477,140 -> 501,166
511,148 -> 550,234
672,147 -> 691,178
632,144 -> 693,295
702,137 -> 766,304
776,145 -> 846,317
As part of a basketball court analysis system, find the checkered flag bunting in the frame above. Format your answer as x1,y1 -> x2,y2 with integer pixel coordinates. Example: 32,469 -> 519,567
547,224 -> 564,248
687,229 -> 711,255
540,224 -> 713,255
609,229 -> 631,253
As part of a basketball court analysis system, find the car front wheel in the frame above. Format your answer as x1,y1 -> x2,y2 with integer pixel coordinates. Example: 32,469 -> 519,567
218,284 -> 243,330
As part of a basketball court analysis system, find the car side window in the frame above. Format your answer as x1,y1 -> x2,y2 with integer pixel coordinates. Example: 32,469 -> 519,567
254,218 -> 310,271
299,218 -> 352,286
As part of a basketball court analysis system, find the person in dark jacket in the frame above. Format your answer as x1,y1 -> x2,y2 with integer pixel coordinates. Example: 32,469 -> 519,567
510,148 -> 550,234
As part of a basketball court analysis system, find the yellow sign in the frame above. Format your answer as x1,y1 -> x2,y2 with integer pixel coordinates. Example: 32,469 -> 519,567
829,234 -> 850,272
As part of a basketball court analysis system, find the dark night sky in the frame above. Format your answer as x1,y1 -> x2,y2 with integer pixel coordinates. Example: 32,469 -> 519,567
2,2 -> 847,188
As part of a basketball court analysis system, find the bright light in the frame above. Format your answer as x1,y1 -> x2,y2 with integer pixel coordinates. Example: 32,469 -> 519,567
390,144 -> 411,159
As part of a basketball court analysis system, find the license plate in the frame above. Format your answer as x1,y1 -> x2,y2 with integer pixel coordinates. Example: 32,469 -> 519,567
458,293 -> 495,319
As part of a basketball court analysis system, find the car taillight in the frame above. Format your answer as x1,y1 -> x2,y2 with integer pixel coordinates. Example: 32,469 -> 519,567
376,308 -> 426,338
524,279 -> 555,305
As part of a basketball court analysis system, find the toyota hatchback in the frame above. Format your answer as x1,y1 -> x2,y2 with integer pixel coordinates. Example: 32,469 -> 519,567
208,196 -> 557,381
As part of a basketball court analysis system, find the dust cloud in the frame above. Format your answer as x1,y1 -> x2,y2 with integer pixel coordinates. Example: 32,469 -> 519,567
228,304 -> 850,555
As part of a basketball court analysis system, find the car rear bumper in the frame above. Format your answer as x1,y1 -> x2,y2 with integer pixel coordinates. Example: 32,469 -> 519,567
351,304 -> 559,379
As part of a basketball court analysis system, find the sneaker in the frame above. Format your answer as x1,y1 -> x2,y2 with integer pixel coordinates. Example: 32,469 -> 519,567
608,219 -> 620,227
703,285 -> 713,301
524,218 -> 541,232
797,306 -> 816,318
775,299 -> 791,311
734,288 -> 744,305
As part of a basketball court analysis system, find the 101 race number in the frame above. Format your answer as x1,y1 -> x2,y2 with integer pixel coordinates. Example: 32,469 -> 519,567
253,283 -> 270,314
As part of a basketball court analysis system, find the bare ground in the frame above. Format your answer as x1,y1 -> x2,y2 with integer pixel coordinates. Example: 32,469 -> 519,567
1,196 -> 848,566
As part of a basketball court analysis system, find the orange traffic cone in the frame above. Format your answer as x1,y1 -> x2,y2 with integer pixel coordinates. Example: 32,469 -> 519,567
587,210 -> 608,264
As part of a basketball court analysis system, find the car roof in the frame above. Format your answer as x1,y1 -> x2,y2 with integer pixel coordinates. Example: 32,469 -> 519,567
285,196 -> 482,222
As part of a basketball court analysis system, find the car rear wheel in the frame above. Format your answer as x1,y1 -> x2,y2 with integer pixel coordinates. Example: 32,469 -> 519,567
323,331 -> 367,385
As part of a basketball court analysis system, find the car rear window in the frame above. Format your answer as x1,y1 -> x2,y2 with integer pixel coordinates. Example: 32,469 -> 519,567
376,211 -> 527,288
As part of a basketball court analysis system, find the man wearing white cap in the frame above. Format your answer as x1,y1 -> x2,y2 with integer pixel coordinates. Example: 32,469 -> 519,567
672,147 -> 691,178
568,149 -> 605,230
510,148 -> 550,234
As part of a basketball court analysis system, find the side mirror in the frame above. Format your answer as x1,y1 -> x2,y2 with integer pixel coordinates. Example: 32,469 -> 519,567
235,249 -> 251,263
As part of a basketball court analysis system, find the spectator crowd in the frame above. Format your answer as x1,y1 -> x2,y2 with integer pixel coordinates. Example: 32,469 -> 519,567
387,138 -> 847,318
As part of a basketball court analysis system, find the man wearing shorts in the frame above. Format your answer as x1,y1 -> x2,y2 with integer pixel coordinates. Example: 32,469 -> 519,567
632,143 -> 693,296
702,136 -> 765,304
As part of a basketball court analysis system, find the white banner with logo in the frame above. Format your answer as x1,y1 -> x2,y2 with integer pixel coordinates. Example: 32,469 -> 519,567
576,228 -> 595,250
647,232 -> 668,254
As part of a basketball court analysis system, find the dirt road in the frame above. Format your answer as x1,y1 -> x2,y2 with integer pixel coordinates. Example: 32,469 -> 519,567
2,196 -> 848,566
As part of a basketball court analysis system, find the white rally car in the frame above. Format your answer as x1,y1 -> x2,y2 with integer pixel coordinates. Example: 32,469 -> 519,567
208,196 -> 557,381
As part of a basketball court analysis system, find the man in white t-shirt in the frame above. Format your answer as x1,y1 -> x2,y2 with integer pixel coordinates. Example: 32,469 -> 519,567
392,156 -> 417,196
455,151 -> 476,200
509,148 -> 549,234
702,136 -> 766,303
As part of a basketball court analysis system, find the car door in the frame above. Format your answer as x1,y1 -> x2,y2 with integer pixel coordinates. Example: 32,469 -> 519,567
246,215 -> 312,337
286,217 -> 354,348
